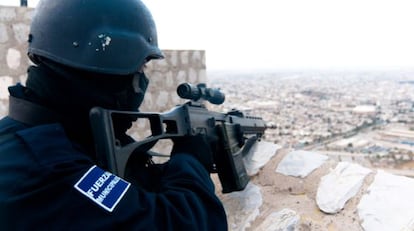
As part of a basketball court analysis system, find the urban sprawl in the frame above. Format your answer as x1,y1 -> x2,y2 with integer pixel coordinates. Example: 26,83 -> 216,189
208,69 -> 414,174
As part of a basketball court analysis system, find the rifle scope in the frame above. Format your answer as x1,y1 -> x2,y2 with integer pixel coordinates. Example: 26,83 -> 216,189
177,83 -> 225,105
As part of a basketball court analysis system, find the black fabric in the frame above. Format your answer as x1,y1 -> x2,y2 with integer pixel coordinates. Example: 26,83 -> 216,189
0,117 -> 228,230
8,95 -> 61,126
20,60 -> 148,153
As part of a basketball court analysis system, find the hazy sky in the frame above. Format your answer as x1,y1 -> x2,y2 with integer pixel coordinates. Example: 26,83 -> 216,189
2,0 -> 414,70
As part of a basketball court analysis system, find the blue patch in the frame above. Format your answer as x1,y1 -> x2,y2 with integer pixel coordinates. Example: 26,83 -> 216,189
74,165 -> 131,212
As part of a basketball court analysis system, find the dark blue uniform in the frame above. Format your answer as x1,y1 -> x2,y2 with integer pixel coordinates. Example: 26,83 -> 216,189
0,107 -> 228,230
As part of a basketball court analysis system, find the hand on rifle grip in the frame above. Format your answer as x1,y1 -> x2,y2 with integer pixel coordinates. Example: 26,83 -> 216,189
171,134 -> 216,172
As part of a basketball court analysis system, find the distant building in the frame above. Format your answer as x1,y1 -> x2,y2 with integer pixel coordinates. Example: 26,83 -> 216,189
352,105 -> 376,115
379,129 -> 414,141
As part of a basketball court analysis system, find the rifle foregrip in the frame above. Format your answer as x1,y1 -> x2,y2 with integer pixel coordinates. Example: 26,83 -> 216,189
215,123 -> 250,193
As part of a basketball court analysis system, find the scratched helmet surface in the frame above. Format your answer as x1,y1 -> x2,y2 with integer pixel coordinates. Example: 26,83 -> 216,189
28,0 -> 164,75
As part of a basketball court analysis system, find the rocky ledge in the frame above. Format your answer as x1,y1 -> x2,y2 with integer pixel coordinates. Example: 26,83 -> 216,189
213,141 -> 414,231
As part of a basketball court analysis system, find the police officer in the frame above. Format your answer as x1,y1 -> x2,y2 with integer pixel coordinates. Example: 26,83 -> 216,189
0,0 -> 228,230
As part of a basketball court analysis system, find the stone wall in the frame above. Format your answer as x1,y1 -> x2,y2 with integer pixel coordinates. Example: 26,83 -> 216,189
0,6 -> 206,118
0,6 -> 34,116
140,49 -> 206,112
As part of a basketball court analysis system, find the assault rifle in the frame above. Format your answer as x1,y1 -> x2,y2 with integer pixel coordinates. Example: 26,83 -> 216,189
90,83 -> 272,193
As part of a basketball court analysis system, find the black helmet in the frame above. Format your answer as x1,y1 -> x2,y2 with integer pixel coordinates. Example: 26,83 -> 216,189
28,0 -> 164,75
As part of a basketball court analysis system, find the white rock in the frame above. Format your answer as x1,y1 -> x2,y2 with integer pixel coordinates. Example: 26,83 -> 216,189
188,68 -> 197,83
275,150 -> 329,178
0,23 -> 8,43
222,183 -> 262,231
6,48 -> 21,69
175,70 -> 186,83
0,76 -> 13,100
191,50 -> 203,64
0,8 -> 16,21
358,170 -> 414,231
180,51 -> 189,65
243,141 -> 280,176
198,69 -> 207,83
255,208 -> 300,231
316,162 -> 372,214
12,23 -> 30,44
169,50 -> 178,66
155,91 -> 169,107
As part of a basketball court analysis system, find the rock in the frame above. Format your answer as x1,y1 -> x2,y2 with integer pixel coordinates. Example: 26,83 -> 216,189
255,208 -> 300,231
221,183 -> 263,231
275,150 -> 329,178
244,141 -> 281,176
358,170 -> 414,231
316,162 -> 372,214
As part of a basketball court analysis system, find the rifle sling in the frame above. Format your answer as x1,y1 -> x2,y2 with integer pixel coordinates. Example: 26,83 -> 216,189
8,96 -> 61,126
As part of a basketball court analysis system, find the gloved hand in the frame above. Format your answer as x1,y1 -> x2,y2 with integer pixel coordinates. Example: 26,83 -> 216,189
171,134 -> 217,172
124,151 -> 166,192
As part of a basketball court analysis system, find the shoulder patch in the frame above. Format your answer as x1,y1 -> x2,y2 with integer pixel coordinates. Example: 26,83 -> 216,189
74,165 -> 131,212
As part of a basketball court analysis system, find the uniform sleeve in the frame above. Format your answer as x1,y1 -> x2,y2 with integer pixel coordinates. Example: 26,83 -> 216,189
114,153 -> 228,230
5,124 -> 228,231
